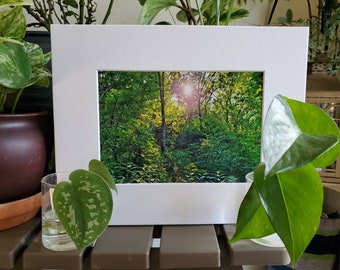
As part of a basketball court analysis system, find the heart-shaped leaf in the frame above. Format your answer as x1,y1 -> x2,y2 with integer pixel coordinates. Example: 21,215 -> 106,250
263,95 -> 339,177
89,159 -> 117,193
232,95 -> 340,268
0,5 -> 26,38
0,41 -> 31,89
53,169 -> 113,250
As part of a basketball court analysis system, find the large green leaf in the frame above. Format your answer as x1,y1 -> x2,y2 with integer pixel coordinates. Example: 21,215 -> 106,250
229,164 -> 275,242
0,41 -> 31,89
286,97 -> 340,168
0,6 -> 26,38
0,0 -> 29,8
255,165 -> 323,267
22,41 -> 51,87
263,95 -> 339,176
53,170 -> 113,250
232,95 -> 339,267
139,0 -> 178,25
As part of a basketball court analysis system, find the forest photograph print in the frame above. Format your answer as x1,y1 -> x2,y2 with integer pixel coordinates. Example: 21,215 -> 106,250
98,71 -> 263,184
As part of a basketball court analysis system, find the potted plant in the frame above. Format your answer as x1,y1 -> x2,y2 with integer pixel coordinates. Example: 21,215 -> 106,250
270,0 -> 340,76
46,159 -> 118,250
0,0 -> 51,227
138,0 -> 270,25
230,95 -> 340,267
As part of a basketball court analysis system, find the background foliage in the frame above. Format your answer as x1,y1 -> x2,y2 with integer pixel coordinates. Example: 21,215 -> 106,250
98,71 -> 262,183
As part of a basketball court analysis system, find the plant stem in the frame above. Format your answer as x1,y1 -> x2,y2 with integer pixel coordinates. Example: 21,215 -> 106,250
216,0 -> 221,25
195,0 -> 204,25
11,88 -> 24,114
267,0 -> 278,24
79,0 -> 85,24
102,0 -> 115,24
56,0 -> 70,24
225,0 -> 236,25
0,92 -> 6,113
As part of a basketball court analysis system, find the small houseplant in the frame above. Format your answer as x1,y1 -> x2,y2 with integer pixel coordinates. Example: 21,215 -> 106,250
230,95 -> 340,267
138,0 -> 271,25
52,159 -> 117,250
270,0 -> 340,75
0,0 -> 51,113
0,0 -> 51,209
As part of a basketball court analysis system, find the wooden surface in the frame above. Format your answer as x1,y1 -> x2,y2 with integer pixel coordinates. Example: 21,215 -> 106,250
23,233 -> 86,270
0,217 -> 40,269
224,225 -> 290,266
159,225 -> 220,269
0,217 -> 292,269
91,226 -> 154,269
306,72 -> 340,102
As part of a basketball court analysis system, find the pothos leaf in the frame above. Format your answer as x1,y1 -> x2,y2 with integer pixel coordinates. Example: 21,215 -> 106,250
263,95 -> 339,177
255,165 -> 323,267
0,41 -> 31,89
0,5 -> 26,38
53,169 -> 113,250
286,97 -> 340,168
229,163 -> 275,243
233,95 -> 338,268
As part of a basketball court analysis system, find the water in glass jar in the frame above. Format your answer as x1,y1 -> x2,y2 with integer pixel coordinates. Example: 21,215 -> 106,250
42,209 -> 76,251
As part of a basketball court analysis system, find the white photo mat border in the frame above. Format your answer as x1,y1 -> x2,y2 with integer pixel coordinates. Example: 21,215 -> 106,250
51,25 -> 308,225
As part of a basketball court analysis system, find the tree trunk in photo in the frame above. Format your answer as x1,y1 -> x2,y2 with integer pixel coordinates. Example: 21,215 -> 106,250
158,72 -> 167,154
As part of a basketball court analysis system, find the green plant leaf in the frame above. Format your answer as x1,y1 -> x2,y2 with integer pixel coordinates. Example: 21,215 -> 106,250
229,8 -> 249,20
176,9 -> 199,23
62,0 -> 78,9
0,0 -> 30,9
89,159 -> 118,193
229,164 -> 275,243
286,9 -> 293,23
22,41 -> 51,87
286,97 -> 340,168
255,165 -> 323,267
263,95 -> 338,176
53,170 -> 113,250
139,0 -> 178,25
0,41 -> 31,89
0,5 -> 26,38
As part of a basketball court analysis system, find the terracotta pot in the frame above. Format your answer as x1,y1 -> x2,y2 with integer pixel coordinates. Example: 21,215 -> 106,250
0,112 -> 48,203
0,192 -> 41,230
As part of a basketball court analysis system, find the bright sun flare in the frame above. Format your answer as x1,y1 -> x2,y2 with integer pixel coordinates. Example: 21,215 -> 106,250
183,84 -> 193,96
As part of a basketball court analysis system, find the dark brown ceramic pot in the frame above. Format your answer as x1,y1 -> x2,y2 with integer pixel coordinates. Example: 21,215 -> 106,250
0,112 -> 48,203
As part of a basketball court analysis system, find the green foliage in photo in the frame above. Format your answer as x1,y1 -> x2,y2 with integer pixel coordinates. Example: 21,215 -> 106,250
98,70 -> 262,183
